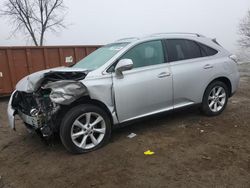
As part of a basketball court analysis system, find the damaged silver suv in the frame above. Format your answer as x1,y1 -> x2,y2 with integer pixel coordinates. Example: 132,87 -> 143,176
7,33 -> 240,153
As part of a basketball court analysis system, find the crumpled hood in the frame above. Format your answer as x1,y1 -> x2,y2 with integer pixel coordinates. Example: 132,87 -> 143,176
16,67 -> 88,93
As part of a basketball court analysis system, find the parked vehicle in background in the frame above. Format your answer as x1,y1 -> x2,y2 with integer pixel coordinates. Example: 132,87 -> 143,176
7,33 -> 240,154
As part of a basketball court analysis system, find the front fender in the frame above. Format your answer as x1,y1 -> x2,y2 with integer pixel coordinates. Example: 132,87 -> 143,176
43,80 -> 88,105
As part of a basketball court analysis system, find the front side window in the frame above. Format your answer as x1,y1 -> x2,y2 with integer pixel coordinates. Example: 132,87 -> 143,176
121,40 -> 164,69
165,39 -> 202,62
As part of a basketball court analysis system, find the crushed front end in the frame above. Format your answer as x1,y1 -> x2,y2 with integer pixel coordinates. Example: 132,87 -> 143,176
7,67 -> 89,139
10,89 -> 60,137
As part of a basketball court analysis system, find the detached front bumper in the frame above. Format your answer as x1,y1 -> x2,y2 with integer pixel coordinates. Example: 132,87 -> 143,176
7,90 -> 55,133
18,110 -> 44,128
7,91 -> 16,130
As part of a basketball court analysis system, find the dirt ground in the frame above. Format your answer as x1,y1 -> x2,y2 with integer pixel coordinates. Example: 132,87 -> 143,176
0,63 -> 250,188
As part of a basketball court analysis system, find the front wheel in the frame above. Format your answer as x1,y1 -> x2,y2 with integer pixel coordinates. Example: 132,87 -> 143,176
201,81 -> 229,116
60,104 -> 111,154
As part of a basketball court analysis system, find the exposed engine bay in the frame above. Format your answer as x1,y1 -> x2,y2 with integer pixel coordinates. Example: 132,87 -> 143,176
10,69 -> 89,138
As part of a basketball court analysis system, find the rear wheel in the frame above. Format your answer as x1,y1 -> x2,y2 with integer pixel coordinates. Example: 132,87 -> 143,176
201,81 -> 229,116
60,104 -> 111,154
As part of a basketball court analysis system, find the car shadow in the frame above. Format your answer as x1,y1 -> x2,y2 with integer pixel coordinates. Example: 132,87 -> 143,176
33,105 -> 201,153
110,105 -> 202,142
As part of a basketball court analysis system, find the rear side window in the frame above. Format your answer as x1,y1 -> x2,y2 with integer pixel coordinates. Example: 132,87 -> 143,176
198,43 -> 218,56
165,39 -> 202,62
165,39 -> 218,62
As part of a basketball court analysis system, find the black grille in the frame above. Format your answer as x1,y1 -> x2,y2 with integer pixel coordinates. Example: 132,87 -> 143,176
12,91 -> 38,115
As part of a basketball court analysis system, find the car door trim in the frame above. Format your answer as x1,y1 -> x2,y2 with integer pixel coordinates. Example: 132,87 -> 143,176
120,106 -> 173,123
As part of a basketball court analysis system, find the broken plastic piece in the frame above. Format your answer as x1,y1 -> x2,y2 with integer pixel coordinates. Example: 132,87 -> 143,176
201,155 -> 211,160
144,150 -> 155,155
44,80 -> 88,105
127,133 -> 137,138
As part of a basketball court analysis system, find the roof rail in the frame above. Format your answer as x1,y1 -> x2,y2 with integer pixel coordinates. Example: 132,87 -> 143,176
116,37 -> 139,42
150,32 -> 205,37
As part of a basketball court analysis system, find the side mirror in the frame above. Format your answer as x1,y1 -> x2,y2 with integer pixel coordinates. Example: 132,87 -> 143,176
115,59 -> 133,77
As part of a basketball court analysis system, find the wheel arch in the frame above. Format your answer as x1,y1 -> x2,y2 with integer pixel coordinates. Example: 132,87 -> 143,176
72,96 -> 113,124
55,96 -> 114,131
204,76 -> 232,98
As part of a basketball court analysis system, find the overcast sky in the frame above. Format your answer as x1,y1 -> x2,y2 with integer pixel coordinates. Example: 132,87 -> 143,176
0,0 -> 250,52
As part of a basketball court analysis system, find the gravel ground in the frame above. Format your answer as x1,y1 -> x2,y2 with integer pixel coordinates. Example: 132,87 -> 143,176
0,63 -> 250,188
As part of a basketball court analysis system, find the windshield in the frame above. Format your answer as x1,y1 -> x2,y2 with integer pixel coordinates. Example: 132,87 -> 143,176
73,42 -> 129,70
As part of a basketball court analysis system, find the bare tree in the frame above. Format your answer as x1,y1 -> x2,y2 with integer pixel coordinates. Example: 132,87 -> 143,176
238,10 -> 250,48
0,0 -> 67,46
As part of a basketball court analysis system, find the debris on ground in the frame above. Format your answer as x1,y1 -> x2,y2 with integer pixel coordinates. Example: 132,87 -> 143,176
204,123 -> 212,127
144,150 -> 155,155
200,129 -> 204,133
231,100 -> 239,104
201,155 -> 212,160
234,125 -> 238,128
179,124 -> 187,128
127,133 -> 137,138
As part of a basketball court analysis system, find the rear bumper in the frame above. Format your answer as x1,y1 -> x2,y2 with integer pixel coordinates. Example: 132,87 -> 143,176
229,70 -> 240,96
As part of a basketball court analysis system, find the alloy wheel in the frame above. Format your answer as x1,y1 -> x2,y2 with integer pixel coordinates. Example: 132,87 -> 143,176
208,86 -> 226,112
70,112 -> 106,149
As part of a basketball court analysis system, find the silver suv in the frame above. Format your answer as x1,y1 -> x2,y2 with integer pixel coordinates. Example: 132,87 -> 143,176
7,33 -> 240,153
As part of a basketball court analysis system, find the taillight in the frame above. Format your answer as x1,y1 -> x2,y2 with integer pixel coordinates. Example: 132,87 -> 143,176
229,54 -> 238,64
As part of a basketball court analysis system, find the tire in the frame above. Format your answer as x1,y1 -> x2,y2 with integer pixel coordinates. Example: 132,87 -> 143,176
201,81 -> 229,116
60,104 -> 111,154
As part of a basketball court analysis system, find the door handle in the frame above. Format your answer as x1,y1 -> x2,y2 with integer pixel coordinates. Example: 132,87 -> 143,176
157,72 -> 171,78
203,64 -> 213,69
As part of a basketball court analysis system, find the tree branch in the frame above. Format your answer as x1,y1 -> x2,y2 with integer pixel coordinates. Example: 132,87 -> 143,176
238,10 -> 250,48
0,0 -> 67,46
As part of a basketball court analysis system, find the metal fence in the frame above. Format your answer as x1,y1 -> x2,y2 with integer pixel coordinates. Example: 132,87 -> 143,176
0,45 -> 101,96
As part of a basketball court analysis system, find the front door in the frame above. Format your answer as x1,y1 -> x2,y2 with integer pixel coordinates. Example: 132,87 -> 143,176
112,40 -> 173,122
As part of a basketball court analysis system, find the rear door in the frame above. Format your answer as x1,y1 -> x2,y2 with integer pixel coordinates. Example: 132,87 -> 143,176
112,40 -> 173,122
164,39 -> 218,108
